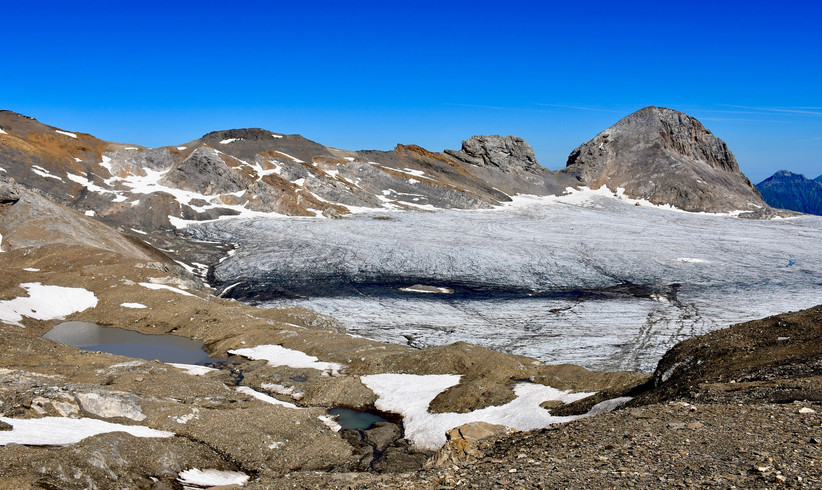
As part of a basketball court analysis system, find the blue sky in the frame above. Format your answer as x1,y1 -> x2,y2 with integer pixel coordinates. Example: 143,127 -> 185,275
3,1 -> 820,183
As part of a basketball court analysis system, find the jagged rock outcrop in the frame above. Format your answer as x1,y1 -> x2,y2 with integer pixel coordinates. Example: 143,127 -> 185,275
562,106 -> 768,213
446,135 -> 540,173
756,170 -> 822,215
161,147 -> 246,195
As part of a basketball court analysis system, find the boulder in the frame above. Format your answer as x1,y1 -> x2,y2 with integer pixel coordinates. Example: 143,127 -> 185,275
426,421 -> 512,467
0,178 -> 21,203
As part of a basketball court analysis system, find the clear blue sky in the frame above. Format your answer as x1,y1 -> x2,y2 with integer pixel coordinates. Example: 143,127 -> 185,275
3,1 -> 820,183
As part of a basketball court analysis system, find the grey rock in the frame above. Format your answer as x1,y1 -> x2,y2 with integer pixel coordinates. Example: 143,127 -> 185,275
563,106 -> 768,213
0,177 -> 21,203
76,391 -> 146,421
106,148 -> 173,176
363,422 -> 402,453
161,147 -> 246,195
446,135 -> 540,173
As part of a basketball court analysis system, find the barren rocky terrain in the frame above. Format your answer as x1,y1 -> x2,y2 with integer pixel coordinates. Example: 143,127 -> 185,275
0,107 -> 820,488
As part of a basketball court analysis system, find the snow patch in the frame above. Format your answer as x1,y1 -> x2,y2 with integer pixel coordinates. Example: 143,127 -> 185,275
0,416 -> 172,445
276,151 -> 304,163
177,468 -> 249,488
177,146 -> 187,150
120,302 -> 147,309
0,283 -> 97,328
22,268 -> 39,272
361,373 -> 600,450
676,257 -> 707,263
219,138 -> 241,144
84,210 -> 95,217
318,414 -> 342,432
230,344 -> 346,376
271,133 -> 283,138
65,173 -> 89,185
0,128 -> 7,134
31,165 -> 63,181
236,386 -> 299,409
138,282 -> 195,297
169,363 -> 217,376
98,155 -> 113,173
55,130 -> 77,139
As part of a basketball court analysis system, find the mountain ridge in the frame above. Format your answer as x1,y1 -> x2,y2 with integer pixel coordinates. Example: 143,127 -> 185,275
756,170 -> 822,215
0,107 -> 777,234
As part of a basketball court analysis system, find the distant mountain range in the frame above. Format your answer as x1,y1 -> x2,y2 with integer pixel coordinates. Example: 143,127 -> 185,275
0,107 -> 775,234
756,170 -> 822,216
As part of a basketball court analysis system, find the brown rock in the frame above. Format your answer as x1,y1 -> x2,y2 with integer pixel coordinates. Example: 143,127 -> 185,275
427,421 -> 511,468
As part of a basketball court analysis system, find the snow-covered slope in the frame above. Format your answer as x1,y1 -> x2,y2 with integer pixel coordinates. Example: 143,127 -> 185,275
195,190 -> 822,372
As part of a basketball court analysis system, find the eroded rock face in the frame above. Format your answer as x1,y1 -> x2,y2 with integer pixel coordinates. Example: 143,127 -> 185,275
446,135 -> 540,173
161,147 -> 246,195
563,106 -> 767,213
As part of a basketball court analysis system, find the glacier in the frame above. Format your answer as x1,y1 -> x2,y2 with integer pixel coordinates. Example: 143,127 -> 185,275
191,192 -> 822,372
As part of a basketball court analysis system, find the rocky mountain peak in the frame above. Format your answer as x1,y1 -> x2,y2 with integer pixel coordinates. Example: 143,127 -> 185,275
562,106 -> 765,213
445,135 -> 540,173
201,128 -> 284,142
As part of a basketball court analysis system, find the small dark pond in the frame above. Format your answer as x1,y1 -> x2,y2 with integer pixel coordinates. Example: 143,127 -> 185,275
43,321 -> 210,365
328,407 -> 389,430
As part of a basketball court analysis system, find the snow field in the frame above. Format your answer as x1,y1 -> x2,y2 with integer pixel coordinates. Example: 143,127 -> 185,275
0,416 -> 172,445
360,373 -> 600,449
0,283 -> 98,327
229,344 -> 346,376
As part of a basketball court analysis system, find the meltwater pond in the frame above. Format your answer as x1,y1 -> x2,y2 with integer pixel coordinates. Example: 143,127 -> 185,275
328,407 -> 389,430
43,322 -> 211,365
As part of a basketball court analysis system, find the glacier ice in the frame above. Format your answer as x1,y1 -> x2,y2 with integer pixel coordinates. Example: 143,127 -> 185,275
191,194 -> 822,372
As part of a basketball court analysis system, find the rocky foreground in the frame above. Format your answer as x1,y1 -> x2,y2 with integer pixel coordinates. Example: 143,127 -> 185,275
276,305 -> 822,488
285,401 -> 821,489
